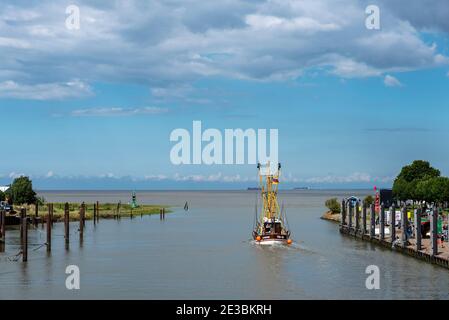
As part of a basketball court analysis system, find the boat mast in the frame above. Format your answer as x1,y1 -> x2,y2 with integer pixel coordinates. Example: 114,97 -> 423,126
258,162 -> 281,221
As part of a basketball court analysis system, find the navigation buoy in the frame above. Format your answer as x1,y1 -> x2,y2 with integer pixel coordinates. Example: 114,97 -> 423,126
256,236 -> 261,241
287,239 -> 292,245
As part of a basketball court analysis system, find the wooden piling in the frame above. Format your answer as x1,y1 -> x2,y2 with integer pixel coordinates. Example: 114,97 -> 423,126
370,203 -> 375,238
93,203 -> 97,225
380,203 -> 385,240
0,210 -> 4,252
163,207 -> 166,220
47,204 -> 52,252
35,202 -> 39,227
79,203 -> 85,239
431,207 -> 438,256
362,201 -> 367,234
390,204 -> 396,243
20,207 -> 25,243
160,208 -> 162,220
341,199 -> 346,225
348,202 -> 353,229
355,201 -> 360,231
64,202 -> 70,246
415,206 -> 422,250
21,208 -> 28,262
96,201 -> 100,222
401,205 -> 408,244
0,210 -> 5,240
116,202 -> 121,220
81,202 -> 86,227
41,205 -> 45,228
50,203 -> 54,227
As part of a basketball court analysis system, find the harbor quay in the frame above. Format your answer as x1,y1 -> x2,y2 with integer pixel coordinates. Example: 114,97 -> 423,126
339,199 -> 449,270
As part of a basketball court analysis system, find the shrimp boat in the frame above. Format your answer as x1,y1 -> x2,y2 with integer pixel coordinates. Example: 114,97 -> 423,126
252,162 -> 292,245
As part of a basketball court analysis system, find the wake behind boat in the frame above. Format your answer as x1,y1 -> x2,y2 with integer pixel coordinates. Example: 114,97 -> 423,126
252,162 -> 292,245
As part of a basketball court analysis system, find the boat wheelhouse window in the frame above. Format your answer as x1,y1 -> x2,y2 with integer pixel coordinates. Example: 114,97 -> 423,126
274,222 -> 282,233
263,222 -> 282,234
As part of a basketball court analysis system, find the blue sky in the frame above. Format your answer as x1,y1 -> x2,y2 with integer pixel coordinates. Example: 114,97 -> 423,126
1,0 -> 449,189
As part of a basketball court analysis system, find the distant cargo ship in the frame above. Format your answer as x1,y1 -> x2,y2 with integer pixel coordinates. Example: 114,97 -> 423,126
247,187 -> 261,191
293,187 -> 310,190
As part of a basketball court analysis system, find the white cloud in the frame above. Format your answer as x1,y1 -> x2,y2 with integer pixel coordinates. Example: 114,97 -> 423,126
172,172 -> 255,183
0,36 -> 30,48
298,172 -> 394,184
71,106 -> 168,117
0,0 -> 447,98
99,173 -> 118,179
379,0 -> 449,34
0,79 -> 92,100
303,172 -> 371,184
4,171 -> 394,186
329,56 -> 382,78
9,172 -> 26,179
144,174 -> 168,181
245,15 -> 340,32
383,74 -> 403,87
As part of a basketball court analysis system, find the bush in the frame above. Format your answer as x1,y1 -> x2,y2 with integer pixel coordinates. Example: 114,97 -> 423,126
325,198 -> 341,214
364,195 -> 374,206
0,190 -> 4,201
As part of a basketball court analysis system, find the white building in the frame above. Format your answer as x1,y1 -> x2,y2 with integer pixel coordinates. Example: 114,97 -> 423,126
0,186 -> 9,193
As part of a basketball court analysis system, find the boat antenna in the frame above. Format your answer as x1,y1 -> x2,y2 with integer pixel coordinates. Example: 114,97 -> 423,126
253,201 -> 258,230
284,205 -> 290,231
280,202 -> 285,221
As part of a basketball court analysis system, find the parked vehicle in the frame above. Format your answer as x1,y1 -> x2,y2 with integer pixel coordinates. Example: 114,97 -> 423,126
0,201 -> 13,212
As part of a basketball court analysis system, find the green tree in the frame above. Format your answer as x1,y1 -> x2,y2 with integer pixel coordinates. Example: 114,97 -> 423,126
396,160 -> 440,182
393,160 -> 441,201
415,178 -> 433,203
325,198 -> 341,214
414,176 -> 449,204
0,190 -> 4,201
6,176 -> 37,205
364,195 -> 374,206
429,177 -> 449,204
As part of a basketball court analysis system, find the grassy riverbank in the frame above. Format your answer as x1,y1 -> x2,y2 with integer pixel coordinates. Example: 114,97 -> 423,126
13,203 -> 171,221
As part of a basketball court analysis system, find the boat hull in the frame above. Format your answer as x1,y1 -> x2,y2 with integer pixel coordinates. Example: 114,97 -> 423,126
255,238 -> 289,245
252,231 -> 290,245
